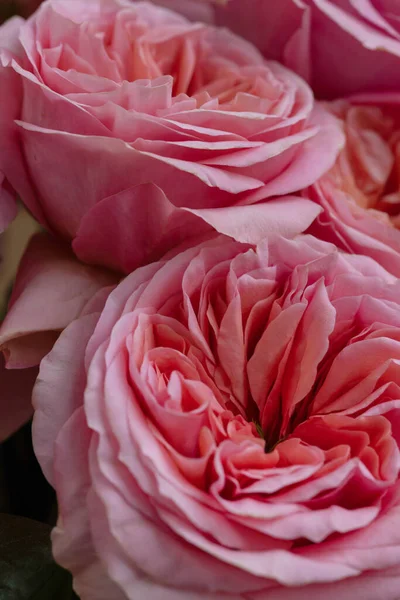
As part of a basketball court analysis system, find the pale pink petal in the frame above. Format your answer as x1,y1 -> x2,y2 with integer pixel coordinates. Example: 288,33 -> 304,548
33,313 -> 100,484
73,183 -> 210,273
248,565 -> 400,600
247,106 -> 345,201
0,234 -> 118,368
186,197 -> 322,245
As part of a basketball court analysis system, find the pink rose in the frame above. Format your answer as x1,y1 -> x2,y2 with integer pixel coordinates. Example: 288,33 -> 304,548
0,0 -> 342,273
307,100 -> 400,276
14,232 -> 400,599
211,0 -> 400,99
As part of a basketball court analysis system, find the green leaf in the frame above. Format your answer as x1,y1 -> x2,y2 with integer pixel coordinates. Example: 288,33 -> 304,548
0,513 -> 77,599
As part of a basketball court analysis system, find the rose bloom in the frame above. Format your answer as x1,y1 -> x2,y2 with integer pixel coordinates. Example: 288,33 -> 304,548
3,231 -> 398,599
308,100 -> 400,277
0,0 -> 341,273
203,0 -> 400,99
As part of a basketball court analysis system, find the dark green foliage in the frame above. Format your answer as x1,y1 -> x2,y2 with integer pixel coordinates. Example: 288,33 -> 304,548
0,513 -> 76,599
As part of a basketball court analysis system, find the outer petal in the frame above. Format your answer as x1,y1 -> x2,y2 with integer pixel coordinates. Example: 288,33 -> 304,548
0,233 -> 118,368
73,184 -> 322,272
246,106 -> 344,201
249,565 -> 400,600
33,313 -> 101,484
16,124 -> 259,238
51,409 -> 127,600
72,183 -> 211,273
188,197 -> 321,244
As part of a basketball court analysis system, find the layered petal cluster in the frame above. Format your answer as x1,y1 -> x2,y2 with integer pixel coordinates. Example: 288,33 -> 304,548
0,0 -> 341,272
28,233 -> 400,599
210,0 -> 400,99
308,100 -> 400,276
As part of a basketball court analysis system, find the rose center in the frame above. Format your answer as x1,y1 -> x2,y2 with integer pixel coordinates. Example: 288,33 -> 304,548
100,21 -> 285,111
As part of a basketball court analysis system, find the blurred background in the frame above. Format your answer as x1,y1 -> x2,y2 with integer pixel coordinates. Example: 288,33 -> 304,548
0,0 -> 42,23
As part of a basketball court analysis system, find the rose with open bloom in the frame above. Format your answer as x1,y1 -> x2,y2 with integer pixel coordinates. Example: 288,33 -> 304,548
7,231 -> 398,599
0,0 -> 342,273
208,0 -> 400,99
308,100 -> 400,277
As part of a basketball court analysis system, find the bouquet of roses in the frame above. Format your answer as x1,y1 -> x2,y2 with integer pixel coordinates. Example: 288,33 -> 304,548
1,1 -> 400,598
